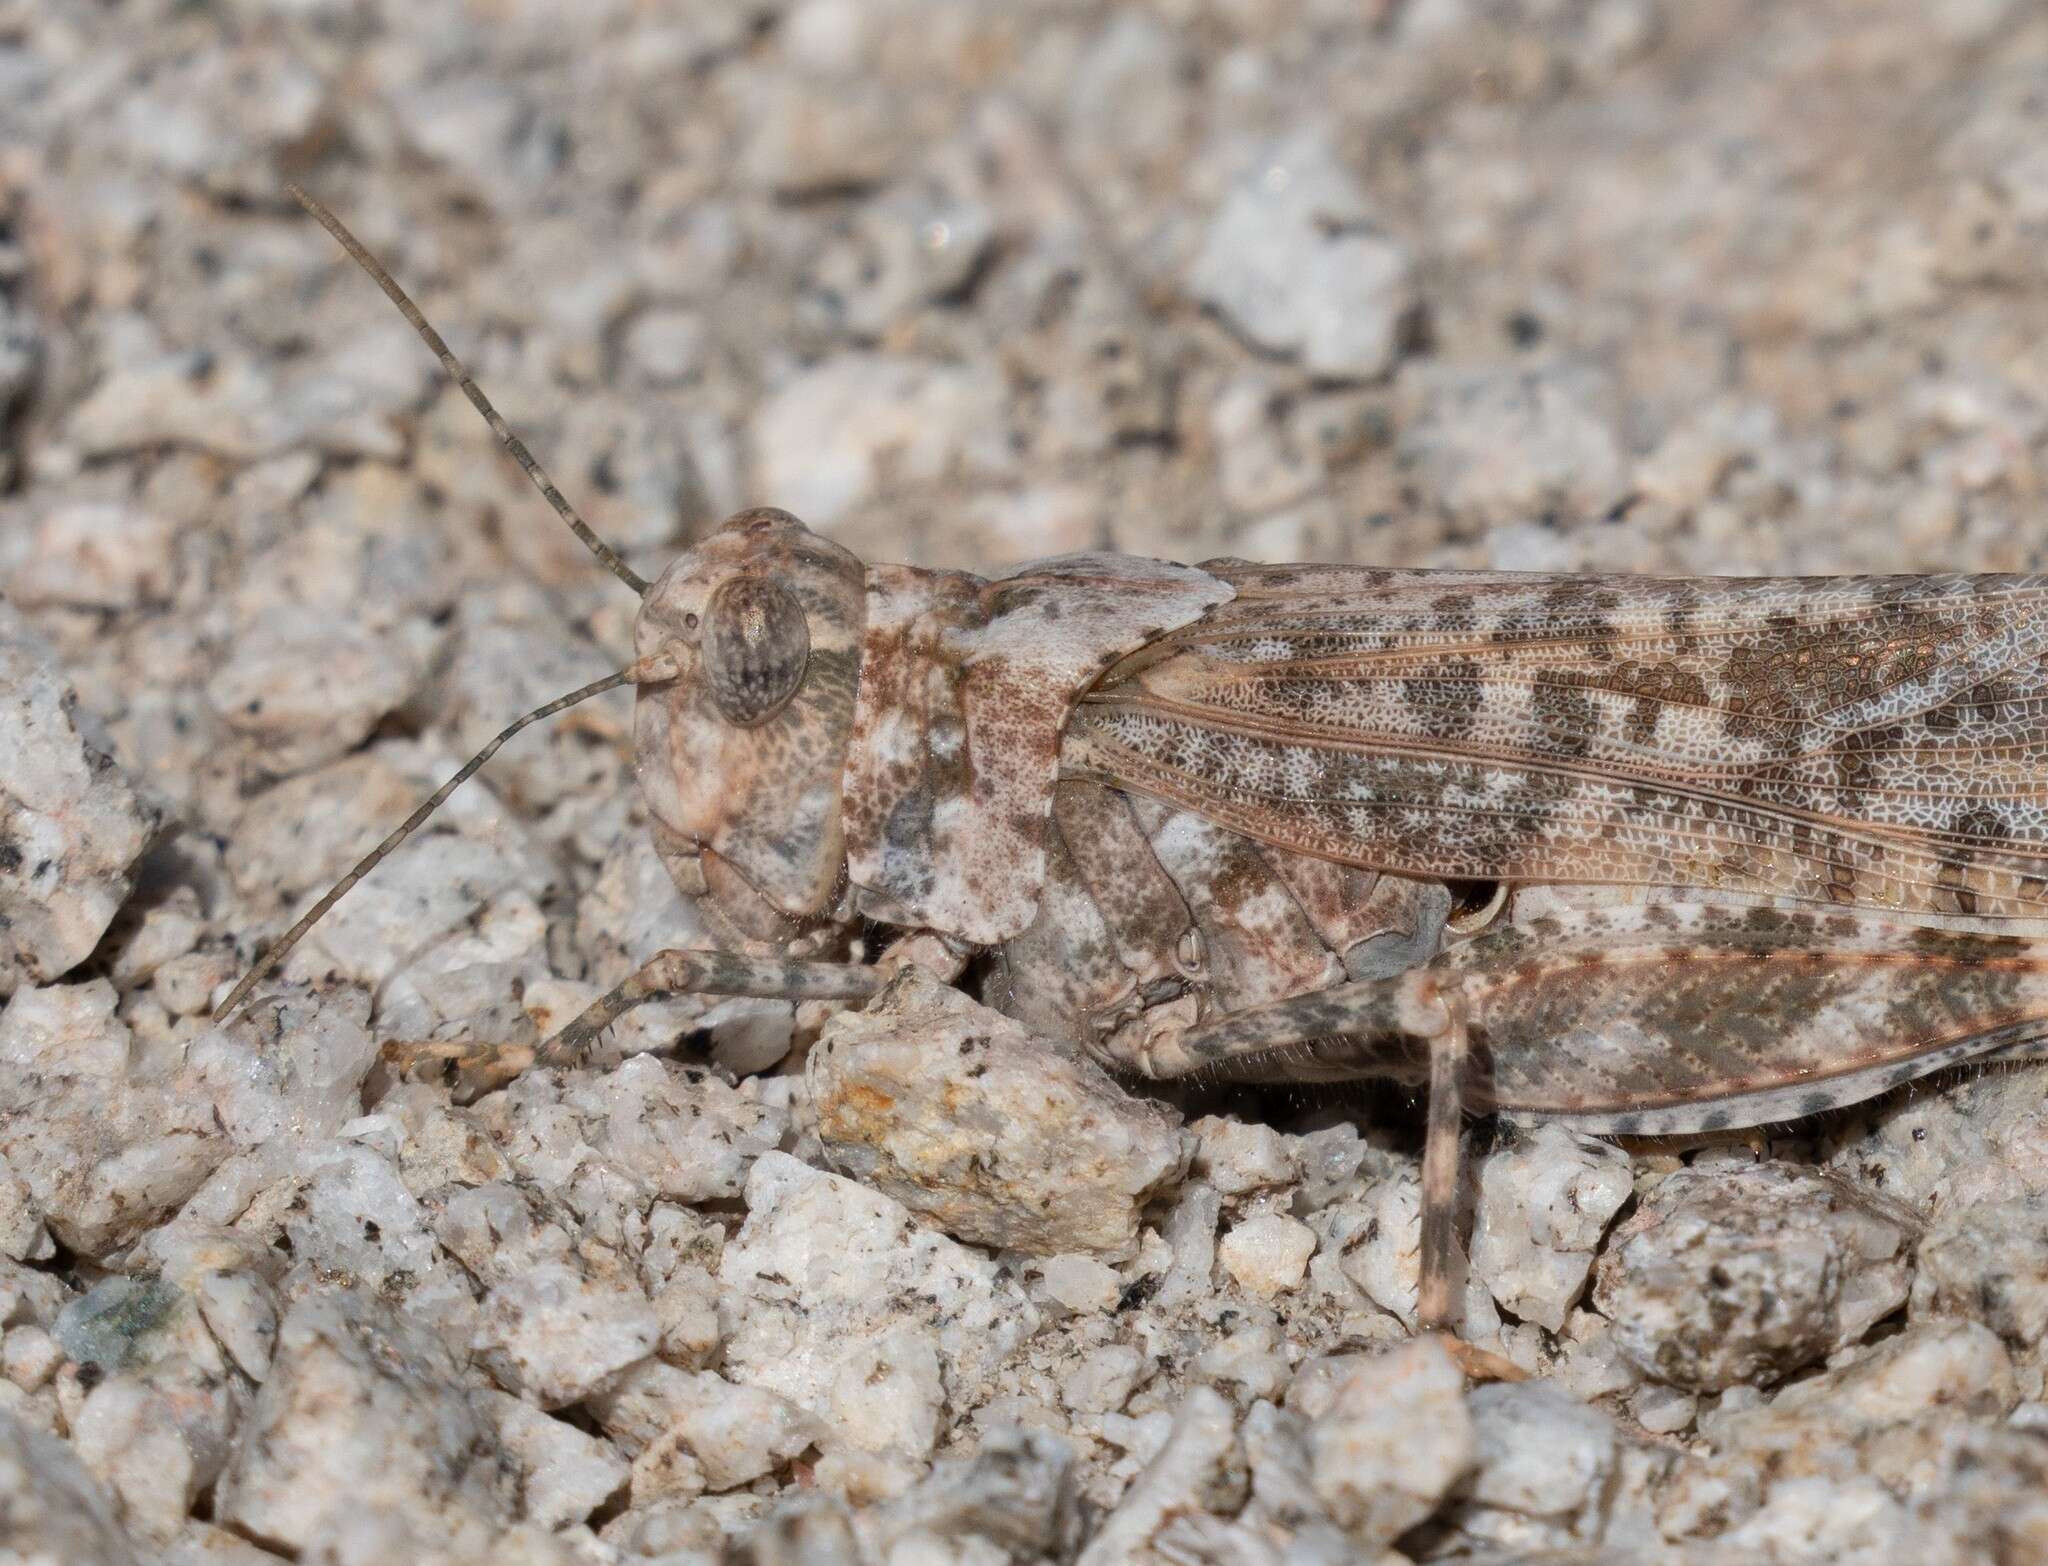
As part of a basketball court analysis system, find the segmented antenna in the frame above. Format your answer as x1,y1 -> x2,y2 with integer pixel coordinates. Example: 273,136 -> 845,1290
213,653 -> 677,1023
286,183 -> 650,596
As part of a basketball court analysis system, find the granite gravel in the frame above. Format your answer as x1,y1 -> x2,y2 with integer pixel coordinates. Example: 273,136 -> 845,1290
7,2 -> 2048,1561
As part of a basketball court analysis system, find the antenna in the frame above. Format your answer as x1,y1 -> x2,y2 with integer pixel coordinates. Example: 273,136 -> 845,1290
286,183 -> 651,596
213,652 -> 678,1023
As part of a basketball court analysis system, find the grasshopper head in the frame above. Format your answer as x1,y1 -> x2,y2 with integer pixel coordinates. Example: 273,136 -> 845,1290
632,508 -> 864,941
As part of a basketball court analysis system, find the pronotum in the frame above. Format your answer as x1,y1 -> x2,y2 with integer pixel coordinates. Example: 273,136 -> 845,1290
222,188 -> 2048,1337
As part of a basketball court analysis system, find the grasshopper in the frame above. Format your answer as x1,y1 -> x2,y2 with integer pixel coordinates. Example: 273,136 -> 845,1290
223,189 -> 2048,1334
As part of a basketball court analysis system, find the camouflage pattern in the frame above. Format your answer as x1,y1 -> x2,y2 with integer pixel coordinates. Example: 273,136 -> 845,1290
633,518 -> 2048,1144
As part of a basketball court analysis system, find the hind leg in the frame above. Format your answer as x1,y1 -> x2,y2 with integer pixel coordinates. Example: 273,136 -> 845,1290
1119,972 -> 1521,1376
1416,1002 -> 1469,1332
1412,1002 -> 1522,1379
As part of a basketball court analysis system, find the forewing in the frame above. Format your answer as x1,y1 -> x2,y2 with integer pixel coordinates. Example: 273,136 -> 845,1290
1066,568 -> 2048,918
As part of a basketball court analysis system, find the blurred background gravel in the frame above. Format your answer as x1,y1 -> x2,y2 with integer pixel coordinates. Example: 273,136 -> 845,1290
10,0 -> 2048,857
8,1 -> 2048,1561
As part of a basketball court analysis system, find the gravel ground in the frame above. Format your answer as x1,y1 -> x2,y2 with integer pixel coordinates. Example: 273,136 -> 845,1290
7,1 -> 2048,1562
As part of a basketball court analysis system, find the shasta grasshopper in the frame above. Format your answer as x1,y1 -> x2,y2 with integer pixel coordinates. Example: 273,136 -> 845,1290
223,189 -> 2048,1332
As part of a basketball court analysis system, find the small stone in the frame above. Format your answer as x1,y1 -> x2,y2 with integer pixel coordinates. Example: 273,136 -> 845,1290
1769,1318 -> 2018,1428
1633,401 -> 1779,511
1155,1182 -> 1222,1309
372,890 -> 552,1044
627,1429 -> 710,1508
1209,374 -> 1327,516
812,1445 -> 923,1508
809,971 -> 1190,1255
1189,131 -> 1416,381
1665,1321 -> 2023,1546
1631,1381 -> 1699,1435
206,607 -> 434,778
433,609 -> 620,812
1236,1401 -> 1333,1551
473,1259 -> 660,1409
0,982 -> 227,1257
222,748 -> 464,908
54,1275 -> 192,1378
486,1390 -> 631,1528
185,989 -> 380,1152
828,1327 -> 945,1457
622,307 -> 705,385
0,1407 -> 143,1565
0,1150 -> 51,1262
741,76 -> 918,196
214,1290 -> 517,1553
1291,1351 -> 1382,1421
1191,1117 -> 1302,1198
1061,1345 -> 1145,1416
217,1136 -> 477,1346
1827,1064 -> 2048,1216
803,169 -> 996,339
103,43 -> 321,190
5,502 -> 179,610
652,1264 -> 721,1368
69,1354 -> 241,1542
105,889 -> 205,989
780,0 -> 872,71
1308,1336 -> 1474,1550
1592,1163 -> 1915,1391
1460,1380 -> 1620,1534
385,1088 -> 511,1192
1192,1321 -> 1289,1404
598,1496 -> 730,1560
880,1423 -> 1078,1554
591,1361 -> 821,1492
991,246 -> 1173,460
1218,1212 -> 1316,1298
0,613 -> 162,993
149,949 -> 237,1019
1035,1254 -> 1122,1316
0,1257 -> 72,1332
66,350 -> 410,465
719,1153 -> 1039,1431
389,77 -> 547,196
1909,1422 -> 2048,1560
193,1272 -> 279,1384
1398,362 -> 1629,527
2,1324 -> 60,1391
1062,13 -> 1196,195
750,353 -> 1010,527
1075,1387 -> 1239,1566
478,1055 -> 790,1207
1910,1193 -> 2048,1349
1471,1125 -> 1634,1332
1707,1475 -> 1923,1563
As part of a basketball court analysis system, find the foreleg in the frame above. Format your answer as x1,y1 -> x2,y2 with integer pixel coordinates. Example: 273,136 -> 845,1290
539,949 -> 884,1065
384,949 -> 883,1095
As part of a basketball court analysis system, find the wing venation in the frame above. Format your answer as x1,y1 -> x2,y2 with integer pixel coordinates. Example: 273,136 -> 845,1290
1070,568 -> 2048,917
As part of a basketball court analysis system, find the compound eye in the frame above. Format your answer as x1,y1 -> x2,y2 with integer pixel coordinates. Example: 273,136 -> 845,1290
701,576 -> 810,726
